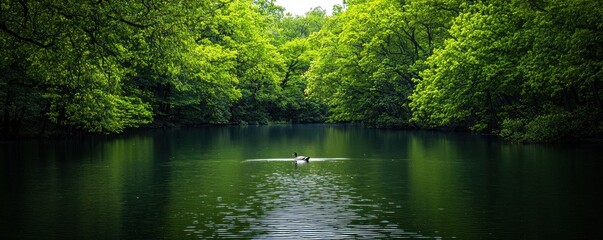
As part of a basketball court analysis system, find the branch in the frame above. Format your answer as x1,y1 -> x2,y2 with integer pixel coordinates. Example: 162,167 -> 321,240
106,14 -> 152,29
82,27 -> 118,57
0,21 -> 53,48
281,59 -> 300,87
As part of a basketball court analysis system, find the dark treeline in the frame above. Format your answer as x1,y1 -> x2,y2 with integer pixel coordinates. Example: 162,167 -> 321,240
1,0 -> 602,142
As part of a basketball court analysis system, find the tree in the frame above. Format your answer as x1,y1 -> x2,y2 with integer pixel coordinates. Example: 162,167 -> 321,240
1,0 -> 157,134
306,0 -> 457,127
0,0 -> 264,133
410,0 -> 603,141
220,1 -> 284,124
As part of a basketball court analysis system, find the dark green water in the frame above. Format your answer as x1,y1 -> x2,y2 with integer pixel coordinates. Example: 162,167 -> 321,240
1,125 -> 602,239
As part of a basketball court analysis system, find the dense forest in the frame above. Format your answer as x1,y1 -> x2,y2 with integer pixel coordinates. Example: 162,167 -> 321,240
1,0 -> 601,142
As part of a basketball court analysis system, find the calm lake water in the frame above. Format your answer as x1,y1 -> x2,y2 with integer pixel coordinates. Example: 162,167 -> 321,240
1,125 -> 602,239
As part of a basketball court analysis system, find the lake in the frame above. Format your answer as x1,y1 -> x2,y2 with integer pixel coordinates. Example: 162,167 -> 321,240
1,125 -> 602,239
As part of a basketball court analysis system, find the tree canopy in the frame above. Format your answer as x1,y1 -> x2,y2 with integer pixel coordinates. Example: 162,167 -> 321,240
409,0 -> 603,141
306,0 -> 602,141
1,0 -> 601,142
0,0 -> 327,136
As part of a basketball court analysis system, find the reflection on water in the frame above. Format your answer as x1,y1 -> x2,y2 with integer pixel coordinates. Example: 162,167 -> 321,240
164,158 -> 433,239
1,125 -> 602,239
250,170 -> 423,239
182,163 -> 428,239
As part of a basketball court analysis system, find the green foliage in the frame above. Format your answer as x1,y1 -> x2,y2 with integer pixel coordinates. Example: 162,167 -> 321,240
257,6 -> 330,124
0,44 -> 45,136
274,7 -> 327,44
2,0 -> 601,142
0,0 -> 159,134
228,5 -> 284,124
410,2 -> 520,129
500,108 -> 597,142
410,0 -> 603,141
306,0 -> 458,127
0,0 -> 310,134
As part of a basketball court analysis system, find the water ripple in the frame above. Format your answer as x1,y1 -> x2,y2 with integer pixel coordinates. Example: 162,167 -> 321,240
185,167 -> 434,239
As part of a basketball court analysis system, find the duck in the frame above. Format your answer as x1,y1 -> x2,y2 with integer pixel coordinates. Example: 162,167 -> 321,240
293,152 -> 310,162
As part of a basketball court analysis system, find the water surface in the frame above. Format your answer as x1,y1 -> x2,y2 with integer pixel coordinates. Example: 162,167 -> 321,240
1,125 -> 602,239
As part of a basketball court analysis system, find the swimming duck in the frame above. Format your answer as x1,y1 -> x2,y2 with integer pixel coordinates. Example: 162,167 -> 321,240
293,152 -> 310,162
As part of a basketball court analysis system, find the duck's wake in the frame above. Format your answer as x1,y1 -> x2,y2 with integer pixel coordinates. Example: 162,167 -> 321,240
243,158 -> 350,162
